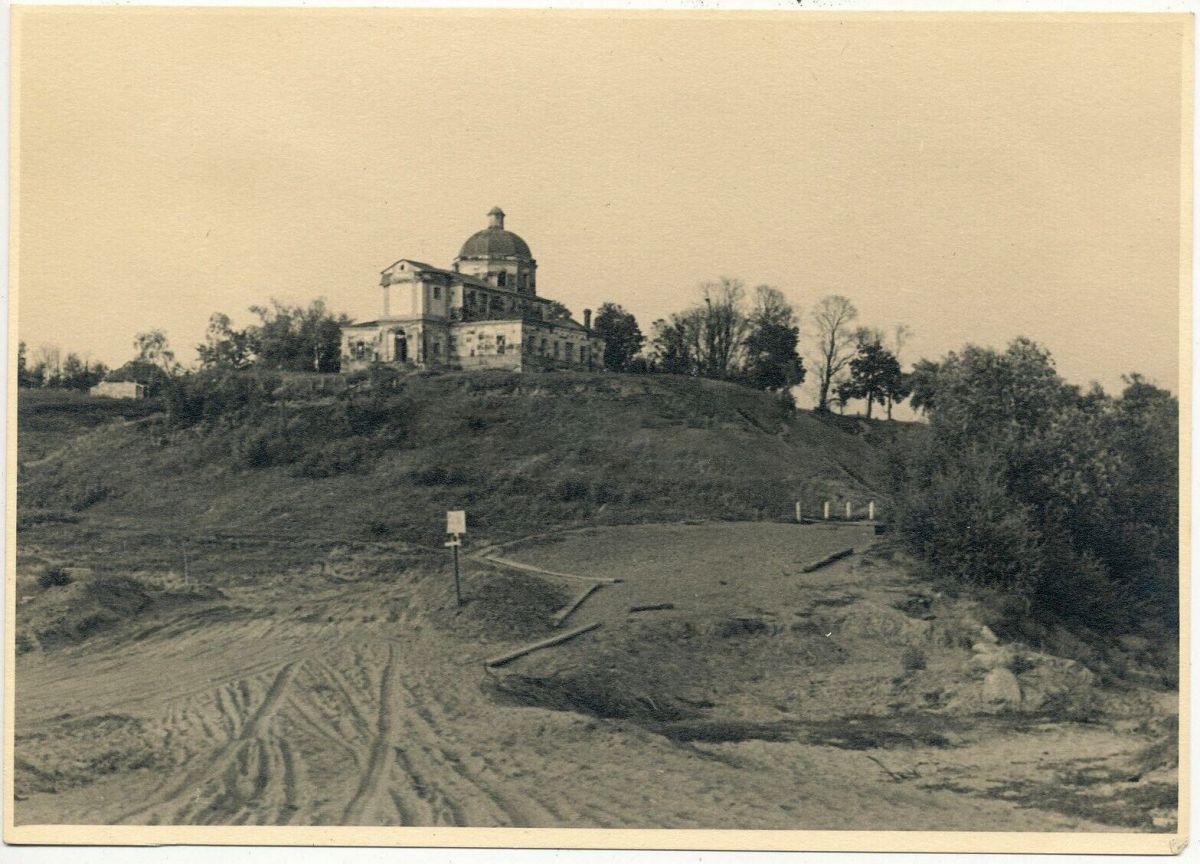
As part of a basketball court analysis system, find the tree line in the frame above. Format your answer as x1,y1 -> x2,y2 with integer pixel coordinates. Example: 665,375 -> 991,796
590,281 -> 912,417
19,300 -> 350,396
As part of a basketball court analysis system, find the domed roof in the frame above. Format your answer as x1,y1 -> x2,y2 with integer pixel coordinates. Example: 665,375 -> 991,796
457,207 -> 533,260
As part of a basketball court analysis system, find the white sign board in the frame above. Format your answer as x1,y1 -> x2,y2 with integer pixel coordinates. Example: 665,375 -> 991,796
446,510 -> 467,535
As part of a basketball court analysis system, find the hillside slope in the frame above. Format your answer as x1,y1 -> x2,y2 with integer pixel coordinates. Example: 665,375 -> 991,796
13,373 -> 1177,834
19,371 -> 901,555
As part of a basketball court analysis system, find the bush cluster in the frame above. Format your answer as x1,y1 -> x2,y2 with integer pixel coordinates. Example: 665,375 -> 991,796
892,340 -> 1178,643
163,369 -> 415,476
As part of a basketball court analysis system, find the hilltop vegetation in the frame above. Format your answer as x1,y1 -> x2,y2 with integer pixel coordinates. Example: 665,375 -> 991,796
19,370 -> 899,555
890,339 -> 1179,669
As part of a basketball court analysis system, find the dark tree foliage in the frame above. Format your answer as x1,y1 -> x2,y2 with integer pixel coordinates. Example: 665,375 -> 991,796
592,302 -> 645,372
197,299 -> 351,373
59,354 -> 109,391
892,338 -> 1178,641
17,342 -> 46,388
247,299 -> 350,373
742,322 -> 804,392
17,342 -> 108,390
197,313 -> 253,370
906,358 -> 941,415
838,337 -> 902,418
650,315 -> 696,375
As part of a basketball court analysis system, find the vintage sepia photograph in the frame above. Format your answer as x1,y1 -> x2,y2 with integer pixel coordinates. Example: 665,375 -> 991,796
5,7 -> 1191,854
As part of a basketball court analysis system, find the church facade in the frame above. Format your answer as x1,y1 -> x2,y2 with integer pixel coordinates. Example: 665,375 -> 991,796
341,208 -> 605,373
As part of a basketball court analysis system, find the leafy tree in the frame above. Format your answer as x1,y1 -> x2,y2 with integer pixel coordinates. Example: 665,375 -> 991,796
743,321 -> 804,391
740,285 -> 804,390
649,278 -> 757,381
134,330 -> 180,378
810,295 -> 859,411
884,371 -> 912,420
892,338 -> 1179,639
696,278 -> 749,379
16,342 -> 44,388
650,313 -> 698,375
34,344 -> 61,387
592,303 -> 644,372
59,353 -> 108,391
906,358 -> 941,415
198,313 -> 253,370
838,336 -> 901,419
245,299 -> 350,373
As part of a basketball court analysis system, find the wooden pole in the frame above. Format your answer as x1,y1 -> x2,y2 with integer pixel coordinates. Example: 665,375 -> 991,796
868,500 -> 876,521
485,622 -> 602,668
845,501 -> 852,520
552,583 -> 603,627
823,501 -> 830,520
800,546 -> 855,573
795,501 -> 802,523
452,540 -> 462,606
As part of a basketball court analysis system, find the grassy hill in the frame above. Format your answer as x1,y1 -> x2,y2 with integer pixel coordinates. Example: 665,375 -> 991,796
18,371 -> 905,570
14,373 -> 1179,833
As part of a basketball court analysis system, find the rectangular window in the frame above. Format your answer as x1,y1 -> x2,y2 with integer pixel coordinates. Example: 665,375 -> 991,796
433,285 -> 441,300
554,341 -> 560,358
497,335 -> 506,355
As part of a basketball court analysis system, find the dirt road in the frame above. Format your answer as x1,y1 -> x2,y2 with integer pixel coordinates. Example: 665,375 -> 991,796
14,523 -> 1175,831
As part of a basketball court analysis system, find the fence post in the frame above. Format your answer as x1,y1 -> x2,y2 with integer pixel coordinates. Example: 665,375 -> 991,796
845,501 -> 852,520
823,501 -> 830,521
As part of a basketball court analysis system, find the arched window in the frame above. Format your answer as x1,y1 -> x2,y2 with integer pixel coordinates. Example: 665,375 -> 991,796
497,271 -> 507,288
518,273 -> 527,292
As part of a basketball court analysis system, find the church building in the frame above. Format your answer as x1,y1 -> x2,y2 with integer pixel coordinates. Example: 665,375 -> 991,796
341,208 -> 605,373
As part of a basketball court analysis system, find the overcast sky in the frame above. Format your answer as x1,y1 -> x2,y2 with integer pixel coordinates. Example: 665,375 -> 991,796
14,10 -> 1189,402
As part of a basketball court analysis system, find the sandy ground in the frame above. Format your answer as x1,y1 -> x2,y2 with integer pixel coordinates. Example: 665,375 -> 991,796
14,523 -> 1177,830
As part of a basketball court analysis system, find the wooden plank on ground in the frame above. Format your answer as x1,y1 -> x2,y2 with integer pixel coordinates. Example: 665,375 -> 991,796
800,546 -> 855,573
629,603 -> 675,613
485,622 -> 603,668
483,555 -> 622,584
553,583 -> 603,627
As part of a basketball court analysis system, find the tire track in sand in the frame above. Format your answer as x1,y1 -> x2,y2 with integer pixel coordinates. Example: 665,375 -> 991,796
113,660 -> 301,824
341,644 -> 421,825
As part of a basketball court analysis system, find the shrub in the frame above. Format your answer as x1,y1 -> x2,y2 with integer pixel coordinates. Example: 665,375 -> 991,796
37,565 -> 73,588
555,478 -> 590,502
69,484 -> 113,512
895,446 -> 1044,599
294,440 -> 366,478
901,646 -> 927,672
411,465 -> 467,486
